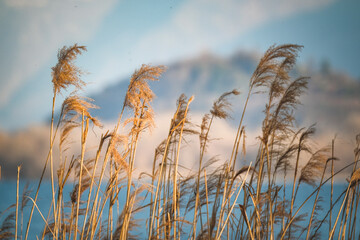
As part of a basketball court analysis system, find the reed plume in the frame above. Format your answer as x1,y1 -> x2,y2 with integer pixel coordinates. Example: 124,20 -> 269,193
52,44 -> 87,95
0,212 -> 15,240
25,44 -> 88,240
61,94 -> 101,127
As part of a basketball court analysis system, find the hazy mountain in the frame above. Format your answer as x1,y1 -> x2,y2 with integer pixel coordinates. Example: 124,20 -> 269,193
90,50 -> 360,134
1,50 -> 359,179
91,51 -> 258,120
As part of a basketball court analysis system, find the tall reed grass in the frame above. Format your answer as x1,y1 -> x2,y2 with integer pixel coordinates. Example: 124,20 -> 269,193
0,43 -> 359,240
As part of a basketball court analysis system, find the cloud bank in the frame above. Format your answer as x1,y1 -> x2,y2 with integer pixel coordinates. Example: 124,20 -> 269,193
132,0 -> 336,63
0,0 -> 116,108
0,0 -> 339,130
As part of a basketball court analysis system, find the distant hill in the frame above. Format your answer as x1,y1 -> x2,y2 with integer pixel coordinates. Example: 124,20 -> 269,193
90,50 -> 360,135
90,51 -> 258,121
1,50 -> 359,179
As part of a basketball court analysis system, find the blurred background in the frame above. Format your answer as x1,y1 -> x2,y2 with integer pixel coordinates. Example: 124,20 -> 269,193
0,0 -> 359,179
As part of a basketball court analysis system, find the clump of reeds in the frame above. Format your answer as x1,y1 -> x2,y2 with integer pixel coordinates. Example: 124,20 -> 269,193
1,43 -> 360,240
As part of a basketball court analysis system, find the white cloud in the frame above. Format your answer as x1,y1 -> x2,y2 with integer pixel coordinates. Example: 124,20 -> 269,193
347,113 -> 360,131
131,111 -> 262,176
4,0 -> 48,8
0,0 -> 117,107
0,109 -> 355,182
131,0 -> 336,64
0,0 -> 338,128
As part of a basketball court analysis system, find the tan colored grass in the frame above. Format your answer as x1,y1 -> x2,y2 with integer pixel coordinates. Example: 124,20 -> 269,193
3,43 -> 360,240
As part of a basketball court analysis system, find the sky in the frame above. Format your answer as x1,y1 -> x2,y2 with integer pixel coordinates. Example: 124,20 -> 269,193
0,0 -> 359,130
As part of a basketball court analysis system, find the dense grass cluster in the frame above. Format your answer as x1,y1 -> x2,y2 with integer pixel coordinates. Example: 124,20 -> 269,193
1,44 -> 360,240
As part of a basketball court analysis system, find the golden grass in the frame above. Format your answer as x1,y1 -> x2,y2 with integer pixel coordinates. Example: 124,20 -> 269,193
1,43 -> 360,240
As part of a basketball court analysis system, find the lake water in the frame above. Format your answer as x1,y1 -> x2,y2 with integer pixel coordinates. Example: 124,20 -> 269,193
0,180 -> 359,239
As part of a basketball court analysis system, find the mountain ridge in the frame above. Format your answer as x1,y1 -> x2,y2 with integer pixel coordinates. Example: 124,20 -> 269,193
1,50 -> 359,179
90,50 -> 259,120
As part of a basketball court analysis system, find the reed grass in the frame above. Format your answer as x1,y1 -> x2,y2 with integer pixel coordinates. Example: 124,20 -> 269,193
1,43 -> 360,240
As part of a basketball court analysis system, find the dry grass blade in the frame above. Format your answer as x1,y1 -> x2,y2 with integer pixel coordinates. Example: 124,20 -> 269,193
216,163 -> 252,240
233,166 -> 257,180
239,204 -> 255,240
116,186 -> 147,239
25,197 -> 55,238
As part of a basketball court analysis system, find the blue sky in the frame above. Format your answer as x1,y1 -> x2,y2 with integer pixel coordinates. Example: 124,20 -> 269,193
0,0 -> 359,130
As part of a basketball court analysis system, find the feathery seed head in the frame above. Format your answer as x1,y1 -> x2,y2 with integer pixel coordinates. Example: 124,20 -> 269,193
350,168 -> 360,184
250,44 -> 303,89
125,64 -> 166,110
124,64 -> 166,134
299,147 -> 329,187
61,94 -> 102,127
52,44 -> 87,95
171,94 -> 198,136
109,133 -> 129,173
199,114 -> 211,151
210,89 -> 240,119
